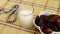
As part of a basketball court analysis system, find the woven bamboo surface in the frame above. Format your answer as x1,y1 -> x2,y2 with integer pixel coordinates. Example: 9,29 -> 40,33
0,0 -> 60,34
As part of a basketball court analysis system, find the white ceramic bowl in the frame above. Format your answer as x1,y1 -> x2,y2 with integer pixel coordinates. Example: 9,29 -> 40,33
34,11 -> 60,34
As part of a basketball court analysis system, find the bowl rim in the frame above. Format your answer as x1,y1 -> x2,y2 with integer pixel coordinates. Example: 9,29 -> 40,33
33,11 -> 60,34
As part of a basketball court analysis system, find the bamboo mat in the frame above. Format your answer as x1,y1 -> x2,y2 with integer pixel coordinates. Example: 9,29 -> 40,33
0,0 -> 60,34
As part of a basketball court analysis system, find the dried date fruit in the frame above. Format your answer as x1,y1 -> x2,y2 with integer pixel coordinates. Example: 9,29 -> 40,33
40,15 -> 50,21
49,15 -> 59,23
57,19 -> 60,30
44,28 -> 53,34
39,19 -> 44,27
35,14 -> 60,34
47,23 -> 58,31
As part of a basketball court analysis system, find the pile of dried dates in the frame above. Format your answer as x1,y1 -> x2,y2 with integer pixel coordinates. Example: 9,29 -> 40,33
35,14 -> 60,34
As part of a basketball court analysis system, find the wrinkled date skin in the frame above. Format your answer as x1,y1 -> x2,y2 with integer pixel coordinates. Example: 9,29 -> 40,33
35,14 -> 60,34
57,19 -> 60,31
